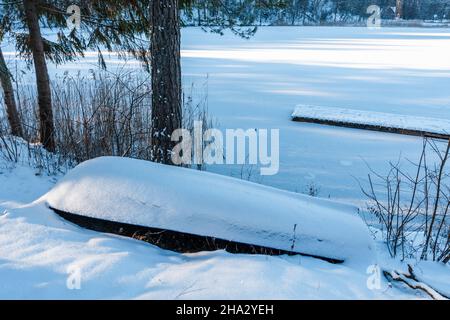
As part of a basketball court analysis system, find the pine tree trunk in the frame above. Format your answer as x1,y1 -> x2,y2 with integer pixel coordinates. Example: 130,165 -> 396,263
396,0 -> 404,19
150,0 -> 182,165
23,0 -> 55,151
0,47 -> 23,137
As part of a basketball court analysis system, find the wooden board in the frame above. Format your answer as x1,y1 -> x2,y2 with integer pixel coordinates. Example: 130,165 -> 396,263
292,115 -> 450,140
292,105 -> 450,140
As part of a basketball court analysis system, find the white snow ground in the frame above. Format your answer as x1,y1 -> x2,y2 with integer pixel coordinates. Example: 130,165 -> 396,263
0,155 -> 442,300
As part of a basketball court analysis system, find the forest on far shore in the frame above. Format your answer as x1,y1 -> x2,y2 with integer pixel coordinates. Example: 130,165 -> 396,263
182,0 -> 450,26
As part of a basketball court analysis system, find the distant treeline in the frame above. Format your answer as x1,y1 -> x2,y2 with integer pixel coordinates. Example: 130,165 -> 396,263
181,0 -> 450,26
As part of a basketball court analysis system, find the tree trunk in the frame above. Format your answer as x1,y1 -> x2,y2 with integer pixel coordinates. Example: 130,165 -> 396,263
150,0 -> 182,165
396,0 -> 404,19
23,0 -> 55,151
0,47 -> 23,137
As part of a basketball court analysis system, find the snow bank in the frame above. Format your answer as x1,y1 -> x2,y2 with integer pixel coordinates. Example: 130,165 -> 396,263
0,160 -> 412,299
44,157 -> 373,263
292,105 -> 450,137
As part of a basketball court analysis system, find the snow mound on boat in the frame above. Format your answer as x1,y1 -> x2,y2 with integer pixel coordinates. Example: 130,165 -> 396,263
44,157 -> 373,263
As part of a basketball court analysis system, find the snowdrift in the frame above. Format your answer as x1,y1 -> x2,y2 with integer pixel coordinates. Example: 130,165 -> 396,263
44,157 -> 373,262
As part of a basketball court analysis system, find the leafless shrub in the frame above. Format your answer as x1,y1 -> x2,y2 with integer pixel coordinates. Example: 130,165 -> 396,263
0,69 -> 214,174
0,119 -> 72,175
362,138 -> 450,263
237,162 -> 257,182
304,182 -> 320,197
182,78 -> 219,171
0,124 -> 20,164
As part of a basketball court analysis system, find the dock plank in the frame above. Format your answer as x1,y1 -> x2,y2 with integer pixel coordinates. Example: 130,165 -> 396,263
292,105 -> 450,140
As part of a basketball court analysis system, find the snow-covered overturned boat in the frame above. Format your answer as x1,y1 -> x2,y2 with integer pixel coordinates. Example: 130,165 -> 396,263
44,157 -> 373,263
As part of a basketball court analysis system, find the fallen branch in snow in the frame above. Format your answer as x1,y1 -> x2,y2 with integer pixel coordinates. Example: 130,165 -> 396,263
383,265 -> 450,300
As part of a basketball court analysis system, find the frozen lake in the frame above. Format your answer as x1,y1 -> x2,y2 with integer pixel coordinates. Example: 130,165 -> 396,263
182,27 -> 450,203
3,26 -> 450,204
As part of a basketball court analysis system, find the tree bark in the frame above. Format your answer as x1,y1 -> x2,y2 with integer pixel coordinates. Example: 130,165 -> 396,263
150,0 -> 182,165
396,0 -> 404,19
0,47 -> 23,137
23,0 -> 55,151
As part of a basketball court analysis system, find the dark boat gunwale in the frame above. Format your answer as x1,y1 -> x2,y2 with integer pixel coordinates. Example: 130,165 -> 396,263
50,207 -> 343,264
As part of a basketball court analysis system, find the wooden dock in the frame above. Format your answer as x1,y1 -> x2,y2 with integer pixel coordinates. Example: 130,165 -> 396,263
292,105 -> 450,140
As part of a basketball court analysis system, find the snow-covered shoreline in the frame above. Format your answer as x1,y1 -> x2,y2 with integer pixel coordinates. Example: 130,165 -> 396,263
0,159 -> 436,299
1,156 -> 449,299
